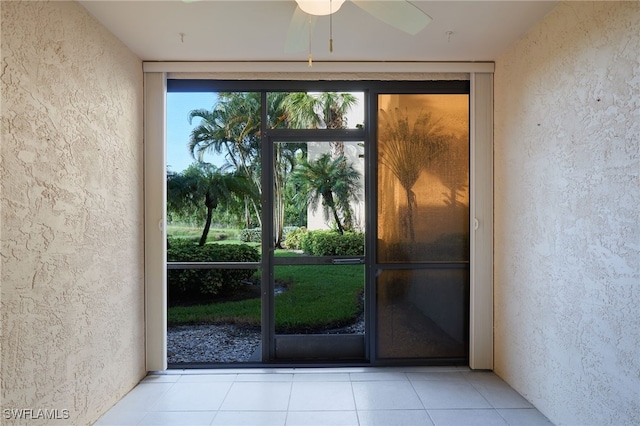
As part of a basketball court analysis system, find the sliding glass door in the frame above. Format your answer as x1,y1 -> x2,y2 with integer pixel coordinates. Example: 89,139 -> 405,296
162,81 -> 471,366
264,132 -> 367,361
374,93 -> 470,362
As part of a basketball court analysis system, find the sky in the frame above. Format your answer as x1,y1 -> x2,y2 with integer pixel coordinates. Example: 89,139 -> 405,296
166,91 -> 218,173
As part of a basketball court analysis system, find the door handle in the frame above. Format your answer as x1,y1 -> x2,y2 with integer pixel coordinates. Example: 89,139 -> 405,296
331,258 -> 365,265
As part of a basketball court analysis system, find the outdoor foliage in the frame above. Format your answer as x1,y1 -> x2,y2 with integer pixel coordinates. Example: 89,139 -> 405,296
188,92 -> 263,230
168,257 -> 364,332
300,230 -> 364,256
167,223 -> 237,244
167,163 -> 255,246
291,153 -> 361,235
238,228 -> 262,243
167,238 -> 259,300
180,91 -> 358,247
282,226 -> 307,250
165,91 -> 366,331
274,263 -> 363,333
239,226 -> 300,244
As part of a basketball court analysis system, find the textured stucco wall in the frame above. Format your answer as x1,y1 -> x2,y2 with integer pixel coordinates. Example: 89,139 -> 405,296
494,2 -> 639,425
1,1 -> 145,425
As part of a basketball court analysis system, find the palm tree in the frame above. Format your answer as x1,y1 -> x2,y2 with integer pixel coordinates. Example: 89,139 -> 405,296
167,163 -> 255,246
268,93 -> 304,247
166,169 -> 202,225
283,91 -> 358,156
378,108 -> 448,242
188,92 -> 303,244
283,92 -> 357,129
283,92 -> 359,230
291,153 -> 360,235
187,91 -> 359,243
188,92 -> 262,228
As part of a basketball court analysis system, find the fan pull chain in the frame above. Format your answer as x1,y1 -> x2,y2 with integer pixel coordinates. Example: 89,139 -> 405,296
308,14 -> 313,67
329,0 -> 334,52
309,15 -> 313,68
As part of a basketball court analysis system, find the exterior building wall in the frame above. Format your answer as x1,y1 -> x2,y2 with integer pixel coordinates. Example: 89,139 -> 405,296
1,1 -> 145,424
494,2 -> 640,425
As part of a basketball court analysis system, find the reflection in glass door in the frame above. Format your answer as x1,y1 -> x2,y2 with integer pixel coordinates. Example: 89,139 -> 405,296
267,135 -> 367,361
376,93 -> 470,361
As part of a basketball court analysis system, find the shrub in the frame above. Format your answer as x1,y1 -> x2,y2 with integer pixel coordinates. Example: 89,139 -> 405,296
300,230 -> 364,256
239,226 -> 299,245
282,226 -> 306,250
282,226 -> 298,240
167,238 -> 259,301
239,228 -> 261,243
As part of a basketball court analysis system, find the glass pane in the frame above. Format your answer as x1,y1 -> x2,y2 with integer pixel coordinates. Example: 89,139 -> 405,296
274,141 -> 365,251
167,267 -> 261,364
272,139 -> 366,336
376,269 -> 468,359
267,92 -> 365,129
274,264 -> 365,335
377,94 -> 469,263
167,91 -> 263,250
166,91 -> 262,364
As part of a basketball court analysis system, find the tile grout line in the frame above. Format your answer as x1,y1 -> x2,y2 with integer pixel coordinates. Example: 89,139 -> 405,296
348,376 -> 361,426
99,369 -> 552,426
405,371 -> 432,423
210,373 -> 237,423
284,378 -> 294,426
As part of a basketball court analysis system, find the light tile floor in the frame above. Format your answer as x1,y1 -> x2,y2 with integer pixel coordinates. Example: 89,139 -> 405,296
94,367 -> 554,426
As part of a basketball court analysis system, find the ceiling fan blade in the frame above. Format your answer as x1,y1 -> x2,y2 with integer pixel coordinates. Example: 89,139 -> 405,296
351,0 -> 432,35
285,5 -> 318,53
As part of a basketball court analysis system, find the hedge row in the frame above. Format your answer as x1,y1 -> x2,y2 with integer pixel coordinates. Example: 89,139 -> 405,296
167,238 -> 259,301
282,229 -> 365,256
237,227 -> 365,256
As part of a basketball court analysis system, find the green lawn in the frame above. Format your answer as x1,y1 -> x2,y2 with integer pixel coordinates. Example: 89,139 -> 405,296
274,263 -> 364,332
168,250 -> 364,333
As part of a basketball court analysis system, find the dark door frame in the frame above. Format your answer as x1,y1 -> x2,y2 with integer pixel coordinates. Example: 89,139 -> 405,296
261,127 -> 369,363
165,79 -> 471,367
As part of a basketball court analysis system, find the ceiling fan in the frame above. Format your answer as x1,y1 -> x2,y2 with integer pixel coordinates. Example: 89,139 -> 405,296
285,0 -> 432,54
182,1 -> 432,56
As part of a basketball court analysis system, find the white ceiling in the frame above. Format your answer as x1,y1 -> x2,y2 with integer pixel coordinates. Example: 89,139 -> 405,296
79,0 -> 558,62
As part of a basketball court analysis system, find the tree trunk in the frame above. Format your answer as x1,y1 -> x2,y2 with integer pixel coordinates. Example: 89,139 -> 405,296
330,141 -> 344,159
273,147 -> 286,248
199,205 -> 214,246
325,192 -> 344,235
333,153 -> 353,232
244,196 -> 251,229
251,198 -> 262,228
332,205 -> 344,235
339,195 -> 354,232
274,174 -> 285,248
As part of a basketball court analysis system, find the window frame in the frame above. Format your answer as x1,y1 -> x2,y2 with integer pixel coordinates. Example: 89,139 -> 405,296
143,69 -> 493,371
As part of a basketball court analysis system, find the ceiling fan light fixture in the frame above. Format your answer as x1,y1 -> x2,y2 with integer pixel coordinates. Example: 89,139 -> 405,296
295,0 -> 345,16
